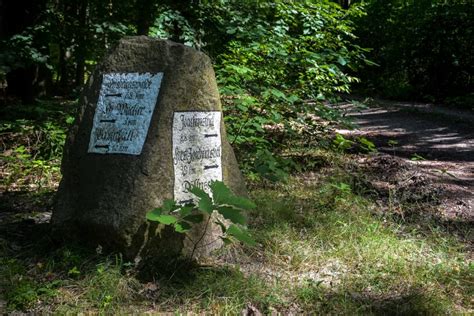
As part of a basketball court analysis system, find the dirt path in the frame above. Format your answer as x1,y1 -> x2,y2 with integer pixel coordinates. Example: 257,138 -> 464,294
337,100 -> 474,223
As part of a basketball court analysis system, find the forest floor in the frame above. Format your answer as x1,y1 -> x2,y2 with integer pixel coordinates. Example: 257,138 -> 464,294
0,99 -> 472,314
337,99 -> 473,225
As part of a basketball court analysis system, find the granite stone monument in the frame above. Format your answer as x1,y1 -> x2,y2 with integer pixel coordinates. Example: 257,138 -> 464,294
52,37 -> 246,261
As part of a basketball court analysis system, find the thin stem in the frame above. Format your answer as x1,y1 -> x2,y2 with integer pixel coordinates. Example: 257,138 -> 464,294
190,214 -> 212,260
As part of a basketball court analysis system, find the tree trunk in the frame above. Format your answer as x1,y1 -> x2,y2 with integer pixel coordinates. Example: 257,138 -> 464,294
135,0 -> 157,35
75,0 -> 88,87
57,0 -> 76,95
58,44 -> 69,94
2,0 -> 48,101
340,0 -> 351,9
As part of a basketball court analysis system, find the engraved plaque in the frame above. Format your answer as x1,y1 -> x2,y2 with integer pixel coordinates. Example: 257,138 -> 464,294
88,72 -> 163,155
172,111 -> 222,204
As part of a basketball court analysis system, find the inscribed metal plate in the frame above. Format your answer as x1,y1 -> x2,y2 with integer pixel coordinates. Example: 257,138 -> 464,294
88,72 -> 163,155
172,111 -> 222,204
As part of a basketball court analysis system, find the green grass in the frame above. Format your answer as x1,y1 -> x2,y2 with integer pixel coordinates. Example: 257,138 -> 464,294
0,109 -> 472,314
1,169 -> 471,314
246,175 -> 472,314
0,99 -> 76,192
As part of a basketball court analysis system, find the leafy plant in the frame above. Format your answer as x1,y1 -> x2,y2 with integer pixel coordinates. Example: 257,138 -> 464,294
333,134 -> 354,152
387,140 -> 399,147
411,153 -> 426,161
388,139 -> 398,156
355,0 -> 474,102
146,181 -> 256,253
1,258 -> 60,311
1,117 -> 65,190
205,0 -> 370,179
149,8 -> 202,48
357,137 -> 377,153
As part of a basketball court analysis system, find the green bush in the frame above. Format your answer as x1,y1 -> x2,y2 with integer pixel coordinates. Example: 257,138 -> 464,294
146,0 -> 370,179
147,181 -> 256,254
355,0 -> 474,102
211,1 -> 369,179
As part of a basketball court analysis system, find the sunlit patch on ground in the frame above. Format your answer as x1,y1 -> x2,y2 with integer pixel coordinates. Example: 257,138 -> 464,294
0,100 -> 473,314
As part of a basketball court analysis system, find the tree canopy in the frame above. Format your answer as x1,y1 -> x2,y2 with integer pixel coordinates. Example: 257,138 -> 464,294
2,0 -> 471,102
1,0 -> 472,178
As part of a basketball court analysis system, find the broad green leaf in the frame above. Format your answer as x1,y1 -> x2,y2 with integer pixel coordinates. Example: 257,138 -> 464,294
358,137 -> 376,152
174,221 -> 192,233
198,196 -> 213,214
189,186 -> 210,200
154,215 -> 178,225
178,205 -> 194,217
220,237 -> 233,245
189,186 -> 213,213
337,56 -> 347,66
146,208 -> 162,221
216,206 -> 246,225
227,196 -> 256,210
65,116 -> 75,125
226,27 -> 237,34
411,153 -> 426,161
287,94 -> 300,104
227,225 -> 256,246
210,181 -> 232,205
210,181 -> 256,210
183,214 -> 204,223
270,88 -> 286,100
163,199 -> 178,212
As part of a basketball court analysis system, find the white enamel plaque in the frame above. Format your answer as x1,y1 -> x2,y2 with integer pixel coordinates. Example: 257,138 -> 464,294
173,111 -> 222,204
88,72 -> 163,155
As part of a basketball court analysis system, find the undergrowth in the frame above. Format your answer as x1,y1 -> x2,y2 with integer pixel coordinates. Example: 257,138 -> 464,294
0,100 -> 472,314
1,166 -> 472,314
0,99 -> 75,191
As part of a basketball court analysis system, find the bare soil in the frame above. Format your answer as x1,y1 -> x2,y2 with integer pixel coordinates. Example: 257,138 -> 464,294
337,100 -> 474,227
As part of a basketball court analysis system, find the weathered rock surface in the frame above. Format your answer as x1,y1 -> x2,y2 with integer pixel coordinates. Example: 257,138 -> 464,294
52,37 -> 246,261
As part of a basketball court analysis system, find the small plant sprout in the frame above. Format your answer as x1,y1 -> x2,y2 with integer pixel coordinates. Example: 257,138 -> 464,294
388,139 -> 398,156
146,181 -> 257,251
387,139 -> 398,147
410,153 -> 426,161
333,134 -> 354,152
357,137 -> 377,153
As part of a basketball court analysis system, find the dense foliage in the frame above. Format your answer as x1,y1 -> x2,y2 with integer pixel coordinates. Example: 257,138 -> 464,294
1,0 -> 472,177
146,181 -> 256,250
1,2 -> 473,313
148,1 -> 370,179
211,1 -> 369,179
354,0 -> 474,104
1,0 -> 369,179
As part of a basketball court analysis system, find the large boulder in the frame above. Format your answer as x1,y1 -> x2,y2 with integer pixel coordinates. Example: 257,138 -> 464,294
52,37 -> 246,261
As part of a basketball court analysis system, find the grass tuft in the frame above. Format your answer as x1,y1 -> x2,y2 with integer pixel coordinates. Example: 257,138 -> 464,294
0,139 -> 472,313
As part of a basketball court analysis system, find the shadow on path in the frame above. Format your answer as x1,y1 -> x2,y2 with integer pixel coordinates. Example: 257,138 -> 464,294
337,101 -> 474,223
